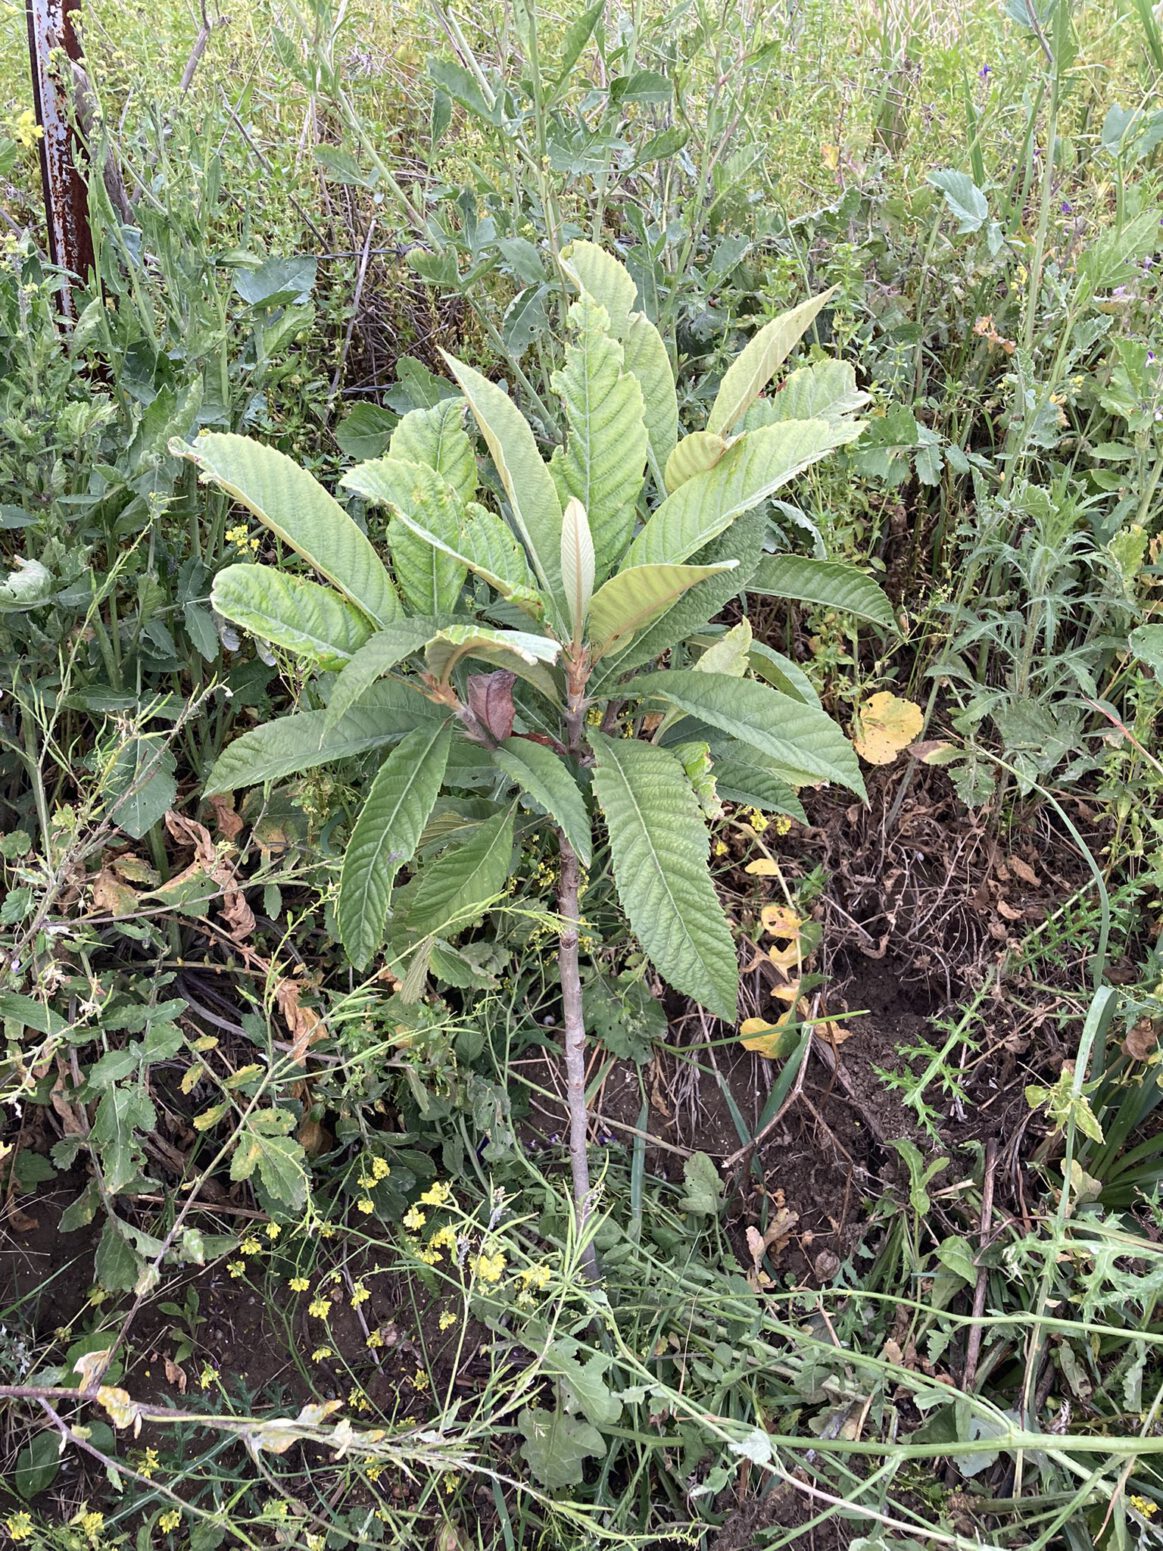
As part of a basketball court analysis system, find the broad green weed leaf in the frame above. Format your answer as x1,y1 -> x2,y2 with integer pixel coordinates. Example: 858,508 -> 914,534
442,353 -> 565,616
230,1109 -> 308,1213
388,397 -> 477,504
632,669 -> 866,795
92,1084 -> 155,1193
211,565 -> 373,668
664,430 -> 729,492
383,500 -> 546,620
424,625 -> 561,689
341,457 -> 467,617
338,723 -> 452,968
711,744 -> 806,821
749,554 -> 895,630
743,359 -> 869,429
206,682 -> 440,793
550,297 -> 646,577
622,312 -> 678,492
407,808 -> 515,938
588,561 -> 738,658
559,239 -> 638,337
175,433 -> 402,627
590,732 -> 737,1021
679,1151 -> 724,1215
598,507 -> 764,684
623,419 -> 859,569
707,289 -> 836,436
518,1405 -> 606,1490
323,619 -> 440,737
493,737 -> 591,866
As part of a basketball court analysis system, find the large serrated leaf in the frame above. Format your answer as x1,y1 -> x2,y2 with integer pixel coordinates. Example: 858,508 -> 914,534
622,419 -> 860,569
425,626 -> 561,693
596,506 -> 765,685
749,554 -> 896,630
406,807 -> 515,938
590,732 -> 737,1021
588,560 -> 738,658
743,359 -> 870,429
549,296 -> 646,577
441,352 -> 565,617
710,742 -> 807,821
174,433 -> 401,627
559,239 -> 638,336
493,737 -> 591,867
339,723 -> 452,968
211,565 -> 373,669
341,457 -> 467,616
622,313 -> 678,493
518,1405 -> 606,1491
388,397 -> 477,504
322,619 -> 440,737
205,682 -> 439,793
630,669 -> 866,796
707,289 -> 836,436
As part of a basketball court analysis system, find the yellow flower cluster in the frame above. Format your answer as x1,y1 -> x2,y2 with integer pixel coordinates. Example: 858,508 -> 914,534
472,1251 -> 506,1284
6,1514 -> 34,1543
225,522 -> 260,554
159,1508 -> 182,1533
8,109 -> 44,149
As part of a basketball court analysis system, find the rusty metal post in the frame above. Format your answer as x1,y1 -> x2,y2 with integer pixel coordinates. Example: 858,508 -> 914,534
26,0 -> 95,322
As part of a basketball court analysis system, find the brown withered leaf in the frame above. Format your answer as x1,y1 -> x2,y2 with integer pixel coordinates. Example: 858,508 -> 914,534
996,899 -> 1022,922
1010,856 -> 1040,887
1124,1020 -> 1159,1062
164,1355 -> 188,1395
90,869 -> 139,916
276,977 -> 325,1064
208,793 -> 244,842
298,1117 -> 333,1158
163,809 -> 254,942
466,670 -> 516,743
6,1203 -> 39,1233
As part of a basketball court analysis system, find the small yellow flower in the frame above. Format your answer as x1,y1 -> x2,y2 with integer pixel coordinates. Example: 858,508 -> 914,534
9,109 -> 44,149
713,839 -> 728,857
439,1311 -> 457,1331
350,1282 -> 370,1308
358,1174 -> 376,1190
198,1364 -> 219,1390
71,1506 -> 105,1542
308,1296 -> 331,1319
357,1197 -> 375,1214
370,1156 -> 391,1180
420,1181 -> 453,1207
227,1259 -> 246,1278
306,1536 -> 326,1551
415,1245 -> 441,1265
1131,1494 -> 1158,1519
403,1205 -> 427,1230
240,1237 -> 262,1256
6,1513 -> 34,1542
472,1251 -> 506,1284
318,1220 -> 336,1238
410,1368 -> 430,1391
366,1462 -> 384,1483
265,1221 -> 281,1239
430,1225 -> 457,1251
159,1508 -> 182,1533
366,1330 -> 383,1348
746,807 -> 769,834
289,1276 -> 309,1292
138,1446 -> 160,1479
311,1346 -> 334,1362
518,1263 -> 552,1291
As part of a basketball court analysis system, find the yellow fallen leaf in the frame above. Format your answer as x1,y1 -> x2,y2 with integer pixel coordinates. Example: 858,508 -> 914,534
852,691 -> 924,765
769,941 -> 801,972
744,859 -> 781,877
739,1012 -> 799,1059
760,904 -> 803,938
771,982 -> 800,1004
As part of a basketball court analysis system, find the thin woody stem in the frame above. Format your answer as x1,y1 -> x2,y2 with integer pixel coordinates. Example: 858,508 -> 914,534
558,651 -> 600,1281
557,832 -> 599,1282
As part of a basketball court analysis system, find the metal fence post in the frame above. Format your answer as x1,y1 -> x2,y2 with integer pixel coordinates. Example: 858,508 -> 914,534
25,0 -> 95,322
